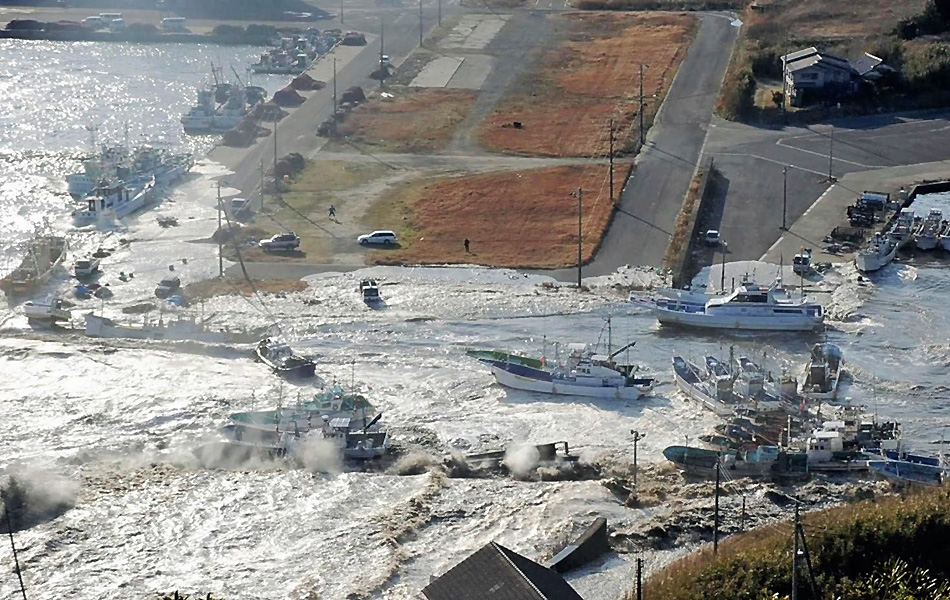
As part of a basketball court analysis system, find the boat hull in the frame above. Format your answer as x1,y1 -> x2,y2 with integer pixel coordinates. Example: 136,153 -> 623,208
671,356 -> 735,416
489,362 -> 643,400
651,307 -> 823,331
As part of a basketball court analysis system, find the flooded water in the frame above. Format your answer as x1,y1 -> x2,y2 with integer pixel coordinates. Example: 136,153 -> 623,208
1,38 -> 950,600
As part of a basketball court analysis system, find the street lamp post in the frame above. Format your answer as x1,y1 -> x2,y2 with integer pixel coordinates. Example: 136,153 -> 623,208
631,430 -> 645,488
782,165 -> 788,230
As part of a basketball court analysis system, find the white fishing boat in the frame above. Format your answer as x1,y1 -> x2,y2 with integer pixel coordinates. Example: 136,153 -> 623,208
939,220 -> 950,252
72,177 -> 156,226
23,297 -> 71,325
634,275 -> 824,331
66,144 -> 131,197
181,83 -> 255,134
914,209 -> 942,251
476,329 -> 655,400
84,312 -> 256,344
799,342 -> 843,401
855,232 -> 898,272
855,208 -> 914,272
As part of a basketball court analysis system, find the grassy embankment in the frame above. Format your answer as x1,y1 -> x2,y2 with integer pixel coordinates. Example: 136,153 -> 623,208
716,0 -> 950,122
641,485 -> 950,600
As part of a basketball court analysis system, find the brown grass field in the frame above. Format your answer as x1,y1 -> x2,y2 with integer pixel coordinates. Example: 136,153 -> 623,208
479,12 -> 696,157
366,163 -> 630,268
334,88 -> 478,153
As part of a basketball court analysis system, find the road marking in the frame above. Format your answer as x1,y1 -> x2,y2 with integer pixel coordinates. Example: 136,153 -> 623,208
774,138 -> 882,168
715,152 -> 826,176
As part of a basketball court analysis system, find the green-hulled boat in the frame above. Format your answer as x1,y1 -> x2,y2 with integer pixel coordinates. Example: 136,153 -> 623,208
465,350 -> 544,369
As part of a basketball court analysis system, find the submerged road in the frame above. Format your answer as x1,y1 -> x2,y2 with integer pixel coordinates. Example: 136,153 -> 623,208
582,13 -> 739,276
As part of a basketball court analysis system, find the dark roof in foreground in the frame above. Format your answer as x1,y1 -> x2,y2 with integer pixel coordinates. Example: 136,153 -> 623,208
422,542 -> 585,600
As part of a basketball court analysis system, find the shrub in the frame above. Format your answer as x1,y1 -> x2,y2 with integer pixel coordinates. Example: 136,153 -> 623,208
718,65 -> 756,121
244,24 -> 278,38
127,22 -> 158,34
211,24 -> 245,37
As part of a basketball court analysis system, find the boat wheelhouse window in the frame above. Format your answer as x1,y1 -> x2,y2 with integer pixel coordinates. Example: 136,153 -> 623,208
734,293 -> 767,303
773,308 -> 803,314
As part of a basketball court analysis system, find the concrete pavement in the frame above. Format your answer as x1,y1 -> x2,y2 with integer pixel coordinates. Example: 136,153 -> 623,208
582,13 -> 740,276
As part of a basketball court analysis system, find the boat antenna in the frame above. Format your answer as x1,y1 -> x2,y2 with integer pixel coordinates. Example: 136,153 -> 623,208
607,316 -> 612,356
5,504 -> 28,600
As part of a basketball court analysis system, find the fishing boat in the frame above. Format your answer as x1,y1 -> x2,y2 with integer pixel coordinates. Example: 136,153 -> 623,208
664,444 -> 784,478
23,297 -> 71,325
255,337 -> 316,379
854,232 -> 898,272
359,278 -> 381,304
939,220 -> 950,252
799,342 -> 843,401
855,208 -> 915,272
66,144 -> 131,197
84,312 -> 257,344
72,177 -> 156,226
0,235 -> 68,297
181,81 -> 256,134
867,458 -> 946,486
671,355 -> 740,416
914,209 -> 942,251
67,145 -> 193,198
634,275 -> 824,331
226,386 -> 376,443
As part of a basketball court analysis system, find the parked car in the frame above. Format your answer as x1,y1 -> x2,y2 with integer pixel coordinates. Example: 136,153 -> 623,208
357,230 -> 398,246
155,276 -> 181,299
229,197 -> 248,214
259,232 -> 301,252
704,230 -> 721,246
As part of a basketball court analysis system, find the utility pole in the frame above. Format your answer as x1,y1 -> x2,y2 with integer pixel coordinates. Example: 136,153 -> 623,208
608,119 -> 615,202
332,57 -> 338,114
631,430 -> 645,488
380,19 -> 385,62
438,0 -> 442,25
273,107 -> 279,202
828,125 -> 834,182
638,63 -> 647,148
217,182 -> 223,277
6,505 -> 28,600
419,0 -> 423,45
636,557 -> 643,600
576,187 -> 583,289
782,165 -> 788,230
792,502 -> 800,600
260,159 -> 265,210
740,495 -> 747,530
720,241 -> 727,293
713,456 -> 720,555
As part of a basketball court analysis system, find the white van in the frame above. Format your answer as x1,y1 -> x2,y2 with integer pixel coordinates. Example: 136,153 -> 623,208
161,17 -> 187,31
98,12 -> 123,21
82,16 -> 105,28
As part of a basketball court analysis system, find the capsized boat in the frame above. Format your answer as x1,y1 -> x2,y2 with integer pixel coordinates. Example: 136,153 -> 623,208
799,342 -> 843,401
85,312 -> 257,344
0,235 -> 68,297
255,337 -> 316,379
634,275 -> 824,331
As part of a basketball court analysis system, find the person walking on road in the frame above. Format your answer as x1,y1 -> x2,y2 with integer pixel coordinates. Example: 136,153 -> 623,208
329,205 -> 336,219
463,238 -> 470,253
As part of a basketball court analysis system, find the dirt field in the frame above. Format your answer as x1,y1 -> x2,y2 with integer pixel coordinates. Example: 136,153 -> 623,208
332,87 -> 478,153
367,163 -> 630,268
232,160 -> 391,263
478,12 -> 696,157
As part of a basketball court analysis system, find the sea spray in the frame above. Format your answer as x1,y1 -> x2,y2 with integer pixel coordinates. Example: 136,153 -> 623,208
1,468 -> 78,531
503,443 -> 541,478
297,437 -> 343,474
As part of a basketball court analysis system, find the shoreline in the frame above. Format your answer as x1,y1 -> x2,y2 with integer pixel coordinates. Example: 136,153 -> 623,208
0,27 -> 274,45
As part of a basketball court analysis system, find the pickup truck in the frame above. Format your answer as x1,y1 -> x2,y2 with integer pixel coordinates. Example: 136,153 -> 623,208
259,232 -> 301,252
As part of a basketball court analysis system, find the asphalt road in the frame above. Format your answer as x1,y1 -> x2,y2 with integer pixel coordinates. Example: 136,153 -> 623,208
703,110 -> 950,261
579,13 -> 740,276
212,0 -> 463,200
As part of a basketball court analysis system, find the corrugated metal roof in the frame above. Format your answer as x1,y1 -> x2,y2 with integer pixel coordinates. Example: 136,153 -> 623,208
422,542 -> 585,600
